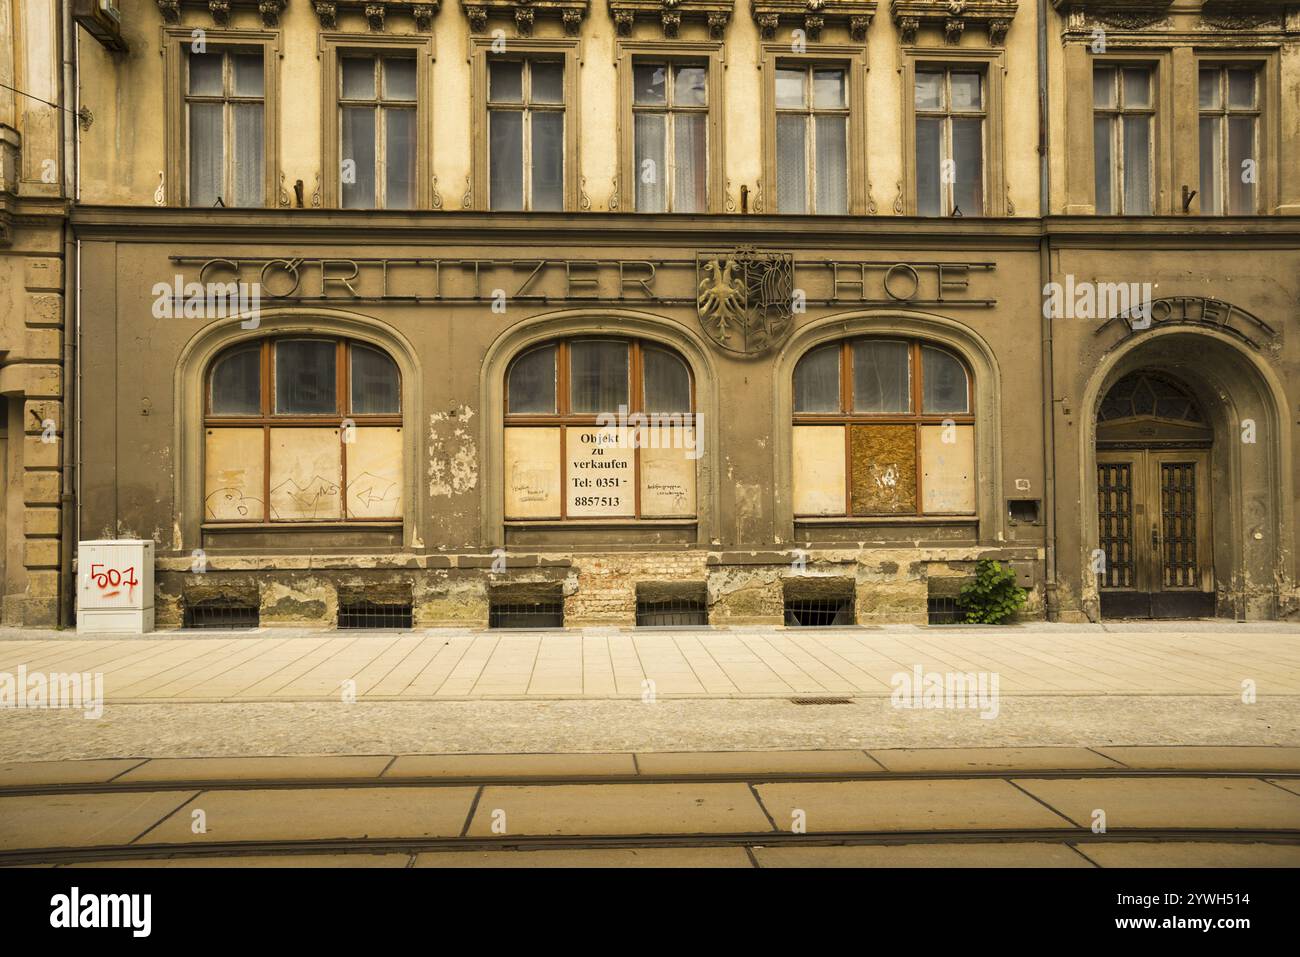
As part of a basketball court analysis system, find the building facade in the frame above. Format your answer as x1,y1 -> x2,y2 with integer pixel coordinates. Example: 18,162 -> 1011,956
4,0 -> 1297,628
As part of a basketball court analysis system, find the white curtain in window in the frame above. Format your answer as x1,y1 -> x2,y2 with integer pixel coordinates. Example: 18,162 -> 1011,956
814,115 -> 847,214
341,107 -> 377,209
188,103 -> 223,206
233,103 -> 264,207
489,110 -> 524,210
530,111 -> 564,211
385,108 -> 416,209
634,113 -> 667,212
673,112 -> 707,213
776,115 -> 807,214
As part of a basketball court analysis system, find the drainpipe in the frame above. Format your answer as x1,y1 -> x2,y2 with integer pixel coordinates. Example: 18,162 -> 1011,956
1037,0 -> 1060,620
57,6 -> 78,627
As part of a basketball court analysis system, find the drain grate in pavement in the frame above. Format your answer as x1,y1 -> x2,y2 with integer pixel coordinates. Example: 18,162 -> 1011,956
789,696 -> 854,705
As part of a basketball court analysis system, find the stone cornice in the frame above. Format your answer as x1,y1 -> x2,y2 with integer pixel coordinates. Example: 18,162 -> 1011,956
748,0 -> 877,42
609,0 -> 735,39
892,0 -> 1019,46
461,0 -> 589,36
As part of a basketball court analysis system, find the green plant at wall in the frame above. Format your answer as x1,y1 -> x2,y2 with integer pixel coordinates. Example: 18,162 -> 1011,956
956,560 -> 1027,624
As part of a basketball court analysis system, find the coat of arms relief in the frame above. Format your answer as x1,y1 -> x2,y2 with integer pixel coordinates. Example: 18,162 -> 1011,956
695,248 -> 795,356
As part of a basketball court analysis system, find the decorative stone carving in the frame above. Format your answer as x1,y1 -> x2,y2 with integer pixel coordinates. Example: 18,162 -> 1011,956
750,0 -> 877,42
309,0 -> 443,31
891,0 -> 1018,46
258,0 -> 285,24
608,0 -> 732,38
314,0 -> 337,26
462,0 -> 590,36
1199,1 -> 1288,30
157,0 -> 290,28
1049,1 -> 1172,37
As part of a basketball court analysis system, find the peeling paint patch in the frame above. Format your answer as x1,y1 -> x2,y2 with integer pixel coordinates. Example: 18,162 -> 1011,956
428,405 -> 479,497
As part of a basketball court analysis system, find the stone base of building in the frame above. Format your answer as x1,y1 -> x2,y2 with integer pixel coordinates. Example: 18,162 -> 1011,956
145,547 -> 1046,630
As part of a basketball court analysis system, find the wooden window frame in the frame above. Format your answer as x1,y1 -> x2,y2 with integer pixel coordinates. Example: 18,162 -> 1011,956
162,27 -> 281,209
504,337 -> 697,521
204,337 -> 402,525
792,338 -> 974,518
1093,63 -> 1156,215
470,37 -> 581,211
320,32 -> 434,210
615,40 -> 726,214
912,65 -> 988,217
901,47 -> 1006,217
1196,57 -> 1272,216
760,43 -> 868,215
486,57 -> 568,211
337,53 -> 420,209
1080,50 -> 1171,215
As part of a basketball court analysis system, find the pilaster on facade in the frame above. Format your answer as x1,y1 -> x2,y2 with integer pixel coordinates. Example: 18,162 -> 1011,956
608,0 -> 735,39
461,0 -> 589,37
748,0 -> 877,43
891,0 -> 1019,46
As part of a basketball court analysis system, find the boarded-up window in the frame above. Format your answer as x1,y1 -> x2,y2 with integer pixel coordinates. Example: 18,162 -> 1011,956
204,338 -> 403,524
793,338 -> 974,517
504,338 -> 697,521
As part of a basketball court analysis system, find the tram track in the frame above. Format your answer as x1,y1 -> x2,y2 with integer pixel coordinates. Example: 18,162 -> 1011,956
3,765 -> 1299,798
6,828 -> 1300,868
3,768 -> 1300,866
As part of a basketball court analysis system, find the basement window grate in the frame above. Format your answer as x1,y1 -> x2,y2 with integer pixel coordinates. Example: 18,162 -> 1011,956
784,598 -> 854,627
927,596 -> 960,625
789,696 -> 853,705
184,599 -> 260,629
489,602 -> 564,629
338,601 -> 413,629
636,597 -> 708,627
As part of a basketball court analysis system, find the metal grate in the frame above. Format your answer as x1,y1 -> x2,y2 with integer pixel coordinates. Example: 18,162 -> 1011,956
489,602 -> 564,629
1160,462 -> 1198,588
790,696 -> 853,705
636,597 -> 708,627
783,598 -> 854,627
927,595 -> 960,625
1097,461 -> 1135,589
184,598 -> 259,629
338,601 -> 413,629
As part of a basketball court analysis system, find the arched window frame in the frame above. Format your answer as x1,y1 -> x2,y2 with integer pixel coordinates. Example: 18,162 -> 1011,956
503,336 -> 697,521
791,336 -> 975,518
203,335 -> 403,524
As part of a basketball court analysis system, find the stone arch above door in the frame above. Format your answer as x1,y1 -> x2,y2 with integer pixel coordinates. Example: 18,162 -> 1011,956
1078,327 -> 1294,621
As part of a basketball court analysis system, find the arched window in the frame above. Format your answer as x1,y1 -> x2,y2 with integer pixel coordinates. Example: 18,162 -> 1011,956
204,337 -> 402,523
503,337 -> 697,520
792,338 -> 974,516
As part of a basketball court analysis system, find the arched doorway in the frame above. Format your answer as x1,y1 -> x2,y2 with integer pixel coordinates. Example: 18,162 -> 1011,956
1095,372 -> 1215,618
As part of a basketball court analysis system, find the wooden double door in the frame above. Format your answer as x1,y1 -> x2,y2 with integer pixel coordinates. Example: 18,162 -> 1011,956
1096,450 -> 1215,618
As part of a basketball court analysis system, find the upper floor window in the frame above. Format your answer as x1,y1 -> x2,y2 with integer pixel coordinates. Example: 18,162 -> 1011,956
792,339 -> 974,517
339,55 -> 417,209
915,68 -> 985,217
503,338 -> 697,521
489,58 -> 565,211
204,338 -> 402,523
1093,66 -> 1153,215
775,65 -> 849,214
1199,66 -> 1258,215
187,49 -> 265,207
633,61 -> 709,213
